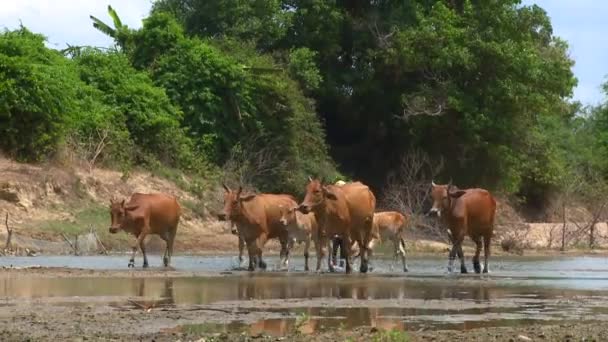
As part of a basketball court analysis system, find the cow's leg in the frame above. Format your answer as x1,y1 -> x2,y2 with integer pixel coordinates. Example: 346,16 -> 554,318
139,236 -> 149,268
256,234 -> 268,270
280,237 -> 292,270
164,226 -> 177,267
483,235 -> 491,274
357,238 -> 368,274
130,232 -> 147,268
398,236 -> 408,272
238,235 -> 246,267
366,240 -> 374,272
456,242 -> 467,274
327,237 -> 336,272
446,239 -> 459,274
342,236 -> 353,274
304,236 -> 311,272
315,233 -> 325,272
472,235 -> 482,274
331,236 -> 340,268
245,238 -> 258,271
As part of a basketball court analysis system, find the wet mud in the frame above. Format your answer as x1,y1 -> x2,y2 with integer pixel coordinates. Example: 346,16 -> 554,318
2,255 -> 608,341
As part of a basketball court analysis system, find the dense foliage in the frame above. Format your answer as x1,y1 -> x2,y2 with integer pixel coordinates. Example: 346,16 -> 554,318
4,1 -> 608,211
151,0 -> 587,202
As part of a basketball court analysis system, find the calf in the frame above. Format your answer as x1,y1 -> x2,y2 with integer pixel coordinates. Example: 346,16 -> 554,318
109,193 -> 181,268
278,205 -> 319,271
428,181 -> 496,274
371,211 -> 409,272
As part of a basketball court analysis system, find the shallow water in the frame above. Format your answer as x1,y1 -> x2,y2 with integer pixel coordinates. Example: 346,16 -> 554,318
3,255 -> 608,334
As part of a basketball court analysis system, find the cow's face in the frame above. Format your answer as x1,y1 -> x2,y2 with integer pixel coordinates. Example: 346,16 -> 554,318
429,181 -> 466,217
109,198 -> 126,233
219,184 -> 255,221
279,205 -> 296,226
298,178 -> 336,214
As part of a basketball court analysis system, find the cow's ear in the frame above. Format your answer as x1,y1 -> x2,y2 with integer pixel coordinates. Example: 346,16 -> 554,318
125,204 -> 139,211
322,186 -> 338,200
239,193 -> 256,201
449,190 -> 466,198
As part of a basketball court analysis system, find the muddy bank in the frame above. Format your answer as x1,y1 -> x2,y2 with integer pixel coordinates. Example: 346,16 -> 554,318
3,256 -> 608,341
2,298 -> 605,341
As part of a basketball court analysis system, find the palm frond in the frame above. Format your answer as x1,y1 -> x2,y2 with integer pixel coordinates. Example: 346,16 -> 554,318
90,15 -> 116,38
107,5 -> 123,29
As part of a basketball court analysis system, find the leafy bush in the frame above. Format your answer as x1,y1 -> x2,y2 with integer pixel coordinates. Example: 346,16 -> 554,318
0,27 -> 81,161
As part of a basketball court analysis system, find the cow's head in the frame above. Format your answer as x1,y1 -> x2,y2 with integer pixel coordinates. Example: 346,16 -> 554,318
278,205 -> 297,227
428,181 -> 466,217
298,177 -> 337,214
109,198 -> 137,233
218,183 -> 256,221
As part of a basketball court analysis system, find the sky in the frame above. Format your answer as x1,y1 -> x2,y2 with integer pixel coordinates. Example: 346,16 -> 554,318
0,0 -> 606,106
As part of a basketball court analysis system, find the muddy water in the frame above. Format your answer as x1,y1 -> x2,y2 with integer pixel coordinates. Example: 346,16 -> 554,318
3,255 -> 608,336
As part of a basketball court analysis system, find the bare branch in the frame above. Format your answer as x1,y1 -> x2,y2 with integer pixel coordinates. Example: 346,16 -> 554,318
379,149 -> 447,242
4,213 -> 13,251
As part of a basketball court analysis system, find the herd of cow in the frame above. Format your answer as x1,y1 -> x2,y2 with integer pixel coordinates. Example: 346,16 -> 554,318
108,178 -> 497,275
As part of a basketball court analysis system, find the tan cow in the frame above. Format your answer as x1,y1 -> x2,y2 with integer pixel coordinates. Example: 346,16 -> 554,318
429,181 -> 497,274
278,205 -> 319,271
370,211 -> 410,272
109,193 -> 181,268
218,184 -> 297,271
297,178 -> 376,274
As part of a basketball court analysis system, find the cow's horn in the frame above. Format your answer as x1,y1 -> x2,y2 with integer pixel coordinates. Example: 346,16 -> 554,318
431,180 -> 436,187
308,176 -> 313,182
222,182 -> 230,192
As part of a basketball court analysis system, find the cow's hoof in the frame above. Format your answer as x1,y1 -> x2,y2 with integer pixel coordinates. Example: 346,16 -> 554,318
473,262 -> 481,274
460,267 -> 468,274
259,261 -> 267,270
163,257 -> 169,267
143,263 -> 149,268
128,261 -> 135,268
403,267 -> 409,273
359,264 -> 368,274
483,268 -> 490,274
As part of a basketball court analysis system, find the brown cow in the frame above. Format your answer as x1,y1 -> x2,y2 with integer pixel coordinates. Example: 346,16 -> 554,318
369,211 -> 409,272
278,205 -> 319,271
428,181 -> 496,274
218,184 -> 297,271
297,178 -> 376,274
109,193 -> 181,268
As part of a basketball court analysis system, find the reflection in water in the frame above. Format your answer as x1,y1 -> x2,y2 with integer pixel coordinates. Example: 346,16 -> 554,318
3,273 -> 608,332
1,273 -> 606,304
177,312 -> 407,337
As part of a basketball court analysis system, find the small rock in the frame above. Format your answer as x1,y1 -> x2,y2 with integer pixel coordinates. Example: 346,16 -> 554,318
370,327 -> 378,333
518,335 -> 532,341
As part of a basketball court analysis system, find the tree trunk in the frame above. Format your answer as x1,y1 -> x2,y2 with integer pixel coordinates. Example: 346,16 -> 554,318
561,202 -> 566,252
